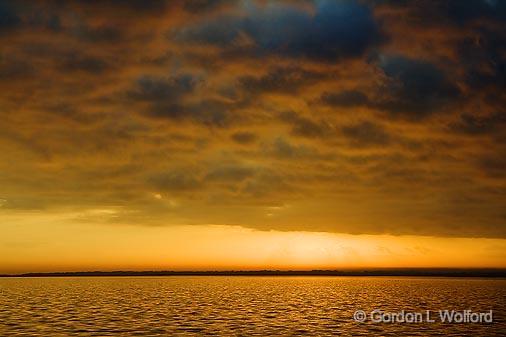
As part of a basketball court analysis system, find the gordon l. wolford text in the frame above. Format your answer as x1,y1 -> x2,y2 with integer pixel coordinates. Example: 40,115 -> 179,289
353,309 -> 493,323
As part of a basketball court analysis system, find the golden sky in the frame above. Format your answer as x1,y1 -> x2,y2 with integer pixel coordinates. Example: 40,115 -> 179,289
1,0 -> 505,272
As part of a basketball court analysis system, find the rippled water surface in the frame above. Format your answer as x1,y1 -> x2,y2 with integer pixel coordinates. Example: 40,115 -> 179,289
0,276 -> 504,336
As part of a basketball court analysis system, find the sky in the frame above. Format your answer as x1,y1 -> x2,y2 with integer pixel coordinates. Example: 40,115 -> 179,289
1,0 -> 505,273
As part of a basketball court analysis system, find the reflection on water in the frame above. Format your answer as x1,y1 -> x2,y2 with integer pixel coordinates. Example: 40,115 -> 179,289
0,277 -> 504,336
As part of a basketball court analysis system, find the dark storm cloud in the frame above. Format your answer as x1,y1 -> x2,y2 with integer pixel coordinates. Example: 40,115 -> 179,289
0,0 -> 163,43
320,90 -> 370,108
126,75 -> 236,126
442,2 -> 506,102
375,55 -> 461,119
478,154 -> 506,179
231,132 -> 257,144
319,56 -> 461,119
444,0 -> 506,23
182,0 -> 235,13
0,1 -> 20,30
72,24 -> 124,44
39,103 -> 97,124
458,30 -> 506,90
411,0 -> 506,24
172,0 -> 384,61
279,111 -> 331,139
74,0 -> 170,13
127,74 -> 198,120
148,99 -> 234,127
189,100 -> 233,127
450,112 -> 506,135
268,138 -> 302,159
265,137 -> 327,160
0,56 -> 34,80
0,1 -> 61,32
142,103 -> 191,121
373,0 -> 506,91
158,0 -> 247,15
60,53 -> 112,74
128,75 -> 198,102
371,0 -> 506,23
239,66 -> 327,95
341,121 -> 391,147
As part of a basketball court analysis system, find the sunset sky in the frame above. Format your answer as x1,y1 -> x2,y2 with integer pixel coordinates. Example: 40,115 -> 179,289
1,0 -> 505,273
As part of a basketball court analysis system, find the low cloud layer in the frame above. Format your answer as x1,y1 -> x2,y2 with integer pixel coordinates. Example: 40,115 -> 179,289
0,0 -> 505,237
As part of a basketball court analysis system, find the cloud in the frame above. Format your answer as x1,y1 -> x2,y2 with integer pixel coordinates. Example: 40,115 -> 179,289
242,169 -> 289,198
126,75 -> 213,122
265,137 -> 327,160
182,0 -> 235,13
127,74 -> 198,102
478,154 -> 506,178
370,0 -> 506,24
417,0 -> 506,24
0,1 -> 20,30
231,131 -> 257,144
375,55 -> 461,119
148,170 -> 201,192
60,53 -> 112,74
450,112 -> 506,135
0,0 -> 505,239
457,28 -> 506,90
171,0 -> 384,61
124,74 -> 242,126
341,121 -> 391,147
239,66 -> 327,95
320,90 -> 370,108
72,24 -> 124,44
0,56 -> 34,80
206,164 -> 258,182
319,56 -> 461,120
279,111 -> 331,139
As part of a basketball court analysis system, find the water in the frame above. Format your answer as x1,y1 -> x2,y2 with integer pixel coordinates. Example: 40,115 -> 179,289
0,276 -> 504,336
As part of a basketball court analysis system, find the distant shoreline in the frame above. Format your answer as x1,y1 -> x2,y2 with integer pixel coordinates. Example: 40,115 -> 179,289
2,269 -> 506,278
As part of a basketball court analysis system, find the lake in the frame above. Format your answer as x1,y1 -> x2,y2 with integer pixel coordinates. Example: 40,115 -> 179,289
0,276 -> 504,336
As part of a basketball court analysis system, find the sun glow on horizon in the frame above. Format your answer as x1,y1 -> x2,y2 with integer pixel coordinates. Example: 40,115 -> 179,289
1,212 -> 505,274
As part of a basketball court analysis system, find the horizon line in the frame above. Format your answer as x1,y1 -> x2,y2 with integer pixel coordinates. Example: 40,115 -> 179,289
2,268 -> 506,278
